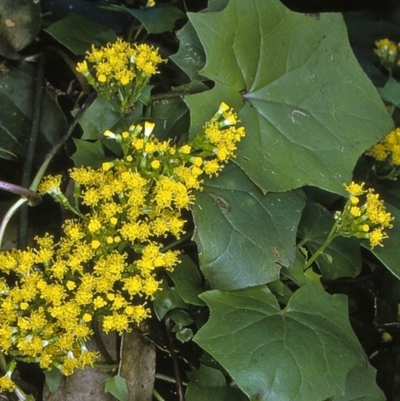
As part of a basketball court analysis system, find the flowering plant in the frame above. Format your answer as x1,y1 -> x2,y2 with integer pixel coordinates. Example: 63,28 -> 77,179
0,1 -> 400,401
0,96 -> 244,387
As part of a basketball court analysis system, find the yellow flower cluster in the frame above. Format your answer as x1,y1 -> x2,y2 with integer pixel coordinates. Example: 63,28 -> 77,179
0,103 -> 245,384
374,38 -> 400,72
334,181 -> 393,248
76,38 -> 165,113
366,128 -> 400,180
367,128 -> 400,164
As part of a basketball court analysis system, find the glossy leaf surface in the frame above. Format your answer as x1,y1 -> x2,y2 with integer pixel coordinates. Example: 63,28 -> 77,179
192,163 -> 305,290
187,0 -> 393,194
194,284 -> 366,401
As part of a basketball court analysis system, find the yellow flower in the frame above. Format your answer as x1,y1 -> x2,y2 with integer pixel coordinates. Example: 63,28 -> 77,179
369,228 -> 388,248
337,182 -> 393,248
0,376 -> 15,392
151,159 -> 161,169
76,38 -> 165,113
343,181 -> 365,196
38,175 -> 62,196
381,331 -> 392,342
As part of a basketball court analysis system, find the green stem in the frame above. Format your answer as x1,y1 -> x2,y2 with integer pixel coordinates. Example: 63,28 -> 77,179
0,352 -> 8,372
155,373 -> 188,386
150,91 -> 196,102
132,24 -> 144,43
0,198 -> 27,248
57,195 -> 87,220
304,222 -> 339,270
92,363 -> 118,370
153,389 -> 166,401
13,385 -> 32,401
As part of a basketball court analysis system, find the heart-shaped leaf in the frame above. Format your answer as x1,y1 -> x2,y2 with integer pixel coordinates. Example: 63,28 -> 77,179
194,284 -> 367,401
187,0 -> 393,194
192,163 -> 306,290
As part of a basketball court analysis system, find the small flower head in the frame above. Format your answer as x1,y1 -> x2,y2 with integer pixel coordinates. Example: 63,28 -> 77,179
367,128 -> 400,180
335,182 -> 394,248
38,175 -> 62,196
76,38 -> 165,113
374,38 -> 399,72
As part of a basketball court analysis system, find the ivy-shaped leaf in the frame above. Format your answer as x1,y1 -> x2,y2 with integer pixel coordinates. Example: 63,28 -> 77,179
194,284 -> 367,401
192,163 -> 305,290
187,0 -> 393,194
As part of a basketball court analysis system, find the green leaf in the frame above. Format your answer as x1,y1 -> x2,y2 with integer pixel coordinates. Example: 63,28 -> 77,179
107,5 -> 184,34
150,98 -> 190,141
44,13 -> 117,55
298,201 -> 362,280
192,162 -> 306,290
71,139 -> 105,168
44,367 -> 63,393
170,21 -> 206,80
77,97 -> 144,157
168,308 -> 194,327
194,284 -> 367,401
378,77 -> 400,108
153,281 -> 188,320
186,364 -> 248,401
176,328 -> 194,343
79,97 -> 121,141
0,61 -> 67,161
105,375 -> 129,401
169,255 -> 206,306
363,203 -> 400,280
187,0 -> 393,194
0,0 -> 41,59
207,0 -> 230,12
332,364 -> 385,401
